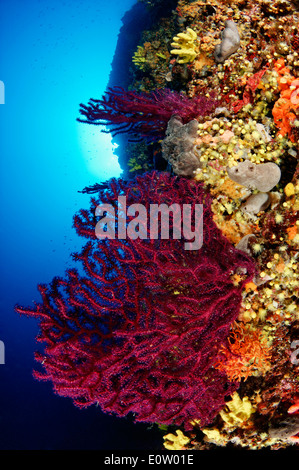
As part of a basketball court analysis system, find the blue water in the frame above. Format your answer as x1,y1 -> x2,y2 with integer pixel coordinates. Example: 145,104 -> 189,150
0,0 -> 162,450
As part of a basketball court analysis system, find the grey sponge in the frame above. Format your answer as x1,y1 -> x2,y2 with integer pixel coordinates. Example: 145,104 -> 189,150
214,20 -> 240,63
227,160 -> 281,192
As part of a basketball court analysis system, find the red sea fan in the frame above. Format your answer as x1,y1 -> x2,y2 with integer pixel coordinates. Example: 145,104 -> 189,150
16,172 -> 255,430
77,86 -> 218,141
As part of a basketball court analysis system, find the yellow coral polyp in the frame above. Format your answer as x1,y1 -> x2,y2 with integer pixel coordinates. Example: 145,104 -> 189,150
170,27 -> 197,64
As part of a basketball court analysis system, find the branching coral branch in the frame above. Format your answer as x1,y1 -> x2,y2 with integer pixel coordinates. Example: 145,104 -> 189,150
77,86 -> 218,141
16,172 -> 256,430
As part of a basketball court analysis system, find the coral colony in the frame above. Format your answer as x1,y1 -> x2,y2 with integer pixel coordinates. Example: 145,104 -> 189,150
77,86 -> 218,141
16,173 -> 255,429
17,0 -> 299,450
94,194 -> 204,250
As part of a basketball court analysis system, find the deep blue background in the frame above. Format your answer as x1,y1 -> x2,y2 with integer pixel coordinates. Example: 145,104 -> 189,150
0,0 -> 162,449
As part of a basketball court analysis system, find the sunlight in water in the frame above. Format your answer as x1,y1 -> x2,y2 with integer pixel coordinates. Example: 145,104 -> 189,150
78,125 -> 122,181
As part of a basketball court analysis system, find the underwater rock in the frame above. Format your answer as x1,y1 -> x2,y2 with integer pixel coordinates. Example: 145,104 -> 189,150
236,234 -> 255,255
227,161 -> 281,192
290,340 -> 299,365
256,123 -> 272,143
253,273 -> 273,287
241,192 -> 271,215
214,106 -> 230,117
236,234 -> 273,286
161,115 -> 200,176
269,415 -> 299,441
214,20 -> 240,64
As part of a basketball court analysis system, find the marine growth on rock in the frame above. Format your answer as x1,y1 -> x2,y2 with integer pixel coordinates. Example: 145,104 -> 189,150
17,0 -> 299,452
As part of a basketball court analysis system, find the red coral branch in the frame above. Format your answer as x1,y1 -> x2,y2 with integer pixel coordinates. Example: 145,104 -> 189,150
77,86 -> 218,141
16,172 -> 256,429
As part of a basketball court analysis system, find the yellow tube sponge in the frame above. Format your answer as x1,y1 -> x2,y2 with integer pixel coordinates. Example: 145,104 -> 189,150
163,429 -> 190,450
220,392 -> 256,428
132,46 -> 147,71
201,428 -> 227,446
170,27 -> 197,64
